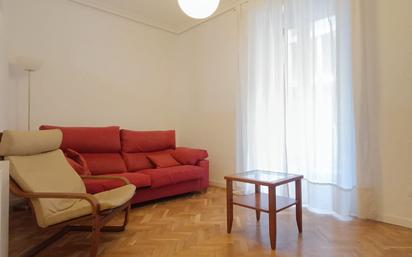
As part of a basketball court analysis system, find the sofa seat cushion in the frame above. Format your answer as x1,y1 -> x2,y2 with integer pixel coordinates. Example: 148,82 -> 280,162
84,172 -> 150,194
121,130 -> 175,153
40,125 -> 121,153
141,165 -> 204,188
122,149 -> 173,171
82,153 -> 127,175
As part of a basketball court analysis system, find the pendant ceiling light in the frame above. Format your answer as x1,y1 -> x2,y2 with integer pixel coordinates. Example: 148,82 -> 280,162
178,0 -> 220,19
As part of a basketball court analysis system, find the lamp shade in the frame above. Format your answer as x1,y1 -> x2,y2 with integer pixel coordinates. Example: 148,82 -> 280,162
178,0 -> 220,19
16,56 -> 42,71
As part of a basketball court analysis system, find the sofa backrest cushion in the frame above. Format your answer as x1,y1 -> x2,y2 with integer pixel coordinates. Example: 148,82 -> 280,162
122,149 -> 173,171
121,130 -> 175,153
82,153 -> 127,175
40,125 -> 121,153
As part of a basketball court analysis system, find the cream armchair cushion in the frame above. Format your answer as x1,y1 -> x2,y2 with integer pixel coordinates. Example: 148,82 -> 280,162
7,150 -> 86,227
0,130 -> 62,156
1,130 -> 136,228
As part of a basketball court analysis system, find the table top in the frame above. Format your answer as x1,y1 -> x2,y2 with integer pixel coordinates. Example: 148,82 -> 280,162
224,170 -> 303,187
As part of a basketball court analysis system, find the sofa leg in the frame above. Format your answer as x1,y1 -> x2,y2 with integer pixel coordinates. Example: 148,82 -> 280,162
90,217 -> 101,257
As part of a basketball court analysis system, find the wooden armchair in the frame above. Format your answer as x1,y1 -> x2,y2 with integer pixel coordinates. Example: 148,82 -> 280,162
0,130 -> 137,257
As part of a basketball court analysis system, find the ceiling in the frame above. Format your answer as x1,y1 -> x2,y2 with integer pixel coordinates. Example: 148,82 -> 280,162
69,0 -> 238,34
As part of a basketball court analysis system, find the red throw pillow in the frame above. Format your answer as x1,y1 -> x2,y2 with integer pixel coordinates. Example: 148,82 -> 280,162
64,148 -> 91,175
171,147 -> 208,165
147,153 -> 180,168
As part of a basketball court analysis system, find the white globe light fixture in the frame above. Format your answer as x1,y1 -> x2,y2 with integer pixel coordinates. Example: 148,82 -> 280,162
178,0 -> 220,19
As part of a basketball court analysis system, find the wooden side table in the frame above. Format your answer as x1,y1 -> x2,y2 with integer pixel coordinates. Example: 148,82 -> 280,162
224,170 -> 303,250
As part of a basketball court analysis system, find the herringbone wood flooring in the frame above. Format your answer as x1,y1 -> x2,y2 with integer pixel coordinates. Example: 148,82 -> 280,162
9,187 -> 412,257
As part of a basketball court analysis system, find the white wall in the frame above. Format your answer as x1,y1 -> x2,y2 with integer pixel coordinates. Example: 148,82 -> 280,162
370,0 -> 412,228
0,0 -> 5,129
0,3 -> 12,254
5,0 -> 179,131
0,0 -> 13,131
175,10 -> 238,186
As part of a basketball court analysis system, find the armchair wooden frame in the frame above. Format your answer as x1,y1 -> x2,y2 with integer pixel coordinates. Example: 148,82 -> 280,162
0,132 -> 131,257
9,175 -> 132,257
0,130 -> 133,257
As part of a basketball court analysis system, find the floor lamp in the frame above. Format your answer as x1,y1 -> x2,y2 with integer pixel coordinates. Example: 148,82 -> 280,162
16,57 -> 42,131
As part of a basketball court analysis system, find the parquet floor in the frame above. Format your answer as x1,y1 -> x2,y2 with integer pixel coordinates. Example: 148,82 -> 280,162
9,187 -> 412,257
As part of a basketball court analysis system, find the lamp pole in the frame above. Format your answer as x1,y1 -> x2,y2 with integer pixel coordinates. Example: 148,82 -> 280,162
25,68 -> 35,131
15,56 -> 42,131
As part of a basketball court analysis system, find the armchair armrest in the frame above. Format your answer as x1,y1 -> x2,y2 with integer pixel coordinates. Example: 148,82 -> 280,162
9,178 -> 100,214
81,175 -> 130,186
12,189 -> 100,214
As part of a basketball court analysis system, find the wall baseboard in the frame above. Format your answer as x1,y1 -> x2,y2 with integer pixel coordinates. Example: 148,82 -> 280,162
376,214 -> 412,229
209,180 -> 226,188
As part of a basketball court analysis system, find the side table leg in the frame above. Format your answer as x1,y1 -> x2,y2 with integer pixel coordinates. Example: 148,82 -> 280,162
255,184 -> 261,221
295,179 -> 303,233
268,186 -> 277,250
226,179 -> 233,233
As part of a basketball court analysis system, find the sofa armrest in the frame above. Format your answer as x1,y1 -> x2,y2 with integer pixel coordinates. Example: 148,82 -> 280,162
197,159 -> 209,168
197,160 -> 209,189
172,147 -> 208,165
176,146 -> 208,154
81,175 -> 130,186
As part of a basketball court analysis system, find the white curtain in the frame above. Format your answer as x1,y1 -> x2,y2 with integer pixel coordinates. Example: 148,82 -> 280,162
350,0 -> 380,220
237,0 -> 360,219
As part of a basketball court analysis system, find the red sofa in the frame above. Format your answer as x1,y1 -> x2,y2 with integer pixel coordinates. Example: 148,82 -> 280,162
39,125 -> 209,204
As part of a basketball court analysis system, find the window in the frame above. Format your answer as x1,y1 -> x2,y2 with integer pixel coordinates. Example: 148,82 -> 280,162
239,0 -> 356,217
